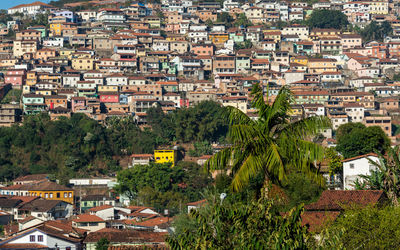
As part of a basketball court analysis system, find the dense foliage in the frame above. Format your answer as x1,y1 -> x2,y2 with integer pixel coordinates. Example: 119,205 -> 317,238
0,101 -> 228,183
206,84 -> 330,191
359,21 -> 393,42
147,101 -> 228,143
114,162 -> 211,214
336,122 -> 390,159
306,10 -> 349,30
282,172 -> 324,210
356,146 -> 400,206
167,194 -> 310,249
319,205 -> 400,249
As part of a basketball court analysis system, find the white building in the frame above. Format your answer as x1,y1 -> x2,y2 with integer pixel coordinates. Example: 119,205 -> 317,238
69,178 -> 115,186
342,153 -> 380,190
8,1 -> 55,16
0,227 -> 81,249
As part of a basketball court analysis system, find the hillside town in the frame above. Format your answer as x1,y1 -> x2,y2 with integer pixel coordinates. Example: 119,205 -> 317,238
0,0 -> 399,248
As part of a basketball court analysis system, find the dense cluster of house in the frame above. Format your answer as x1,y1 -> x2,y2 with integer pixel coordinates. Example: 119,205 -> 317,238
0,0 -> 398,246
0,174 -> 175,249
0,0 -> 399,132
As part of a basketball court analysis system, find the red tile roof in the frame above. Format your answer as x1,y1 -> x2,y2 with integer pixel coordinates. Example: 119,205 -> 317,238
305,190 -> 386,211
88,204 -> 113,212
133,217 -> 170,228
342,153 -> 378,162
83,229 -> 167,244
301,211 -> 340,232
73,214 -> 104,223
0,243 -> 47,249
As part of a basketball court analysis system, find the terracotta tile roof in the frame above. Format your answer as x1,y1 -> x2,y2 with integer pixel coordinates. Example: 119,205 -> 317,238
342,153 -> 378,162
45,220 -> 88,235
301,211 -> 340,232
83,229 -> 167,244
305,190 -> 386,211
88,204 -> 113,212
186,199 -> 207,206
13,174 -> 48,183
19,216 -> 40,224
0,243 -> 47,249
72,214 -> 104,223
9,1 -> 54,9
133,217 -> 170,228
28,181 -> 73,192
18,199 -> 63,213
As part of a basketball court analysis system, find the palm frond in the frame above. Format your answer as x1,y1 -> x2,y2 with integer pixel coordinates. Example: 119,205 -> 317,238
226,105 -> 255,126
228,124 -> 263,145
231,153 -> 266,191
280,115 -> 331,138
204,147 -> 233,172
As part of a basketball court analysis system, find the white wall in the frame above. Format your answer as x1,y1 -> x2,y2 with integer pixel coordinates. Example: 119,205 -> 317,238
343,156 -> 379,190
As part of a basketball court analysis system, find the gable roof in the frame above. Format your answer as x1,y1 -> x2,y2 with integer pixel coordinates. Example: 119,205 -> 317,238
305,190 -> 386,211
18,199 -> 63,212
88,204 -> 113,212
342,153 -> 378,162
72,214 -> 104,223
13,174 -> 48,183
83,229 -> 167,244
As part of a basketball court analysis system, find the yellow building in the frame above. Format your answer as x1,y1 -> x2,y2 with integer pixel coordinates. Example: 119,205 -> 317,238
368,1 -> 388,15
98,85 -> 119,92
209,33 -> 229,45
290,56 -> 309,66
307,58 -> 337,74
26,71 -> 37,86
59,48 -> 75,59
289,105 -> 303,117
72,57 -> 95,71
38,73 -> 61,83
50,23 -> 62,37
154,150 -> 176,167
28,181 -> 74,204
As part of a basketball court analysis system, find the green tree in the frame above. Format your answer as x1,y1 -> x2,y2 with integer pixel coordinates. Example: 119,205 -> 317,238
95,237 -> 110,250
167,193 -> 310,249
114,162 -> 211,213
320,205 -> 400,249
234,39 -> 253,50
306,9 -> 349,30
205,84 -> 331,191
217,12 -> 233,26
282,172 -> 324,210
188,141 -> 213,157
360,21 -> 393,42
362,146 -> 400,206
336,123 -> 390,159
235,13 -> 252,28
326,147 -> 343,176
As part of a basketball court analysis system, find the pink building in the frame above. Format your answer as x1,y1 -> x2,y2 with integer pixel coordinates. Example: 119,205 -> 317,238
5,69 -> 26,87
192,44 -> 214,56
166,23 -> 180,34
100,92 -> 119,103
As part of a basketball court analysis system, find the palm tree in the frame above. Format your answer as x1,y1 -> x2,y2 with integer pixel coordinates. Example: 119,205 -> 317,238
205,84 -> 331,191
366,146 -> 400,206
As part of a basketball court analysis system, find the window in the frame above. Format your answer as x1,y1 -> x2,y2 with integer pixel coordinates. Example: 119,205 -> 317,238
69,192 -> 72,197
350,163 -> 355,169
50,193 -> 53,198
30,235 -> 35,242
45,193 -> 48,198
57,192 -> 60,198
38,235 -> 43,242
